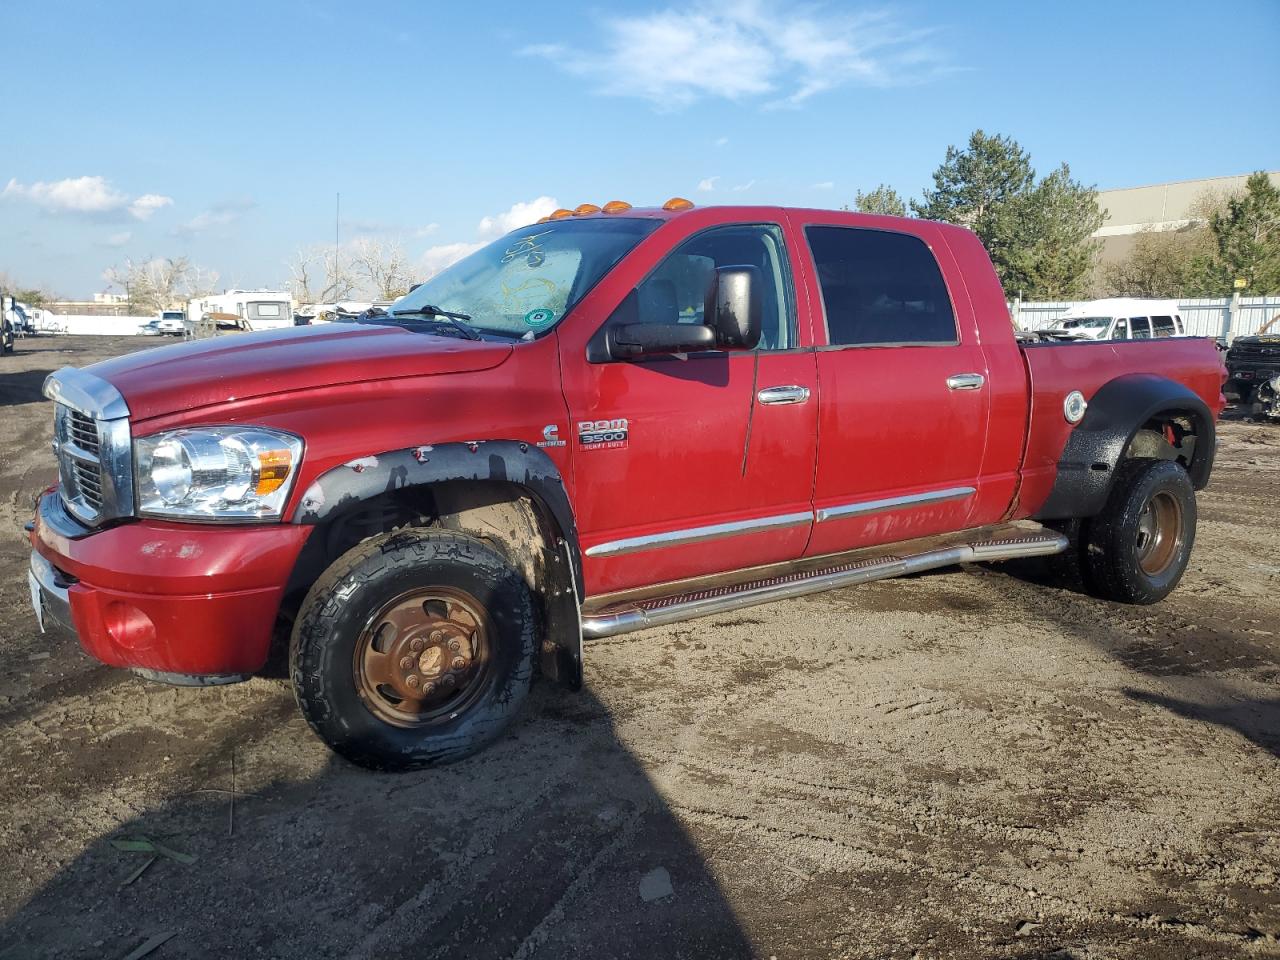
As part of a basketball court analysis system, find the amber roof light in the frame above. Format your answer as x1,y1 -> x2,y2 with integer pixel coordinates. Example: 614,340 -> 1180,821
549,208 -> 574,220
662,197 -> 695,211
573,203 -> 602,215
601,200 -> 632,214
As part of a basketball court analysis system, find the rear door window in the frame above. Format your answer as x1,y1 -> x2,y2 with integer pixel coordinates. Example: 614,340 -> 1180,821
1152,315 -> 1176,337
805,226 -> 957,346
1130,317 -> 1153,340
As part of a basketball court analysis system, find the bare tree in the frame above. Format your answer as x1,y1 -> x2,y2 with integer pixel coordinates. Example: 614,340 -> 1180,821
103,256 -> 220,313
287,246 -> 359,304
351,237 -> 412,300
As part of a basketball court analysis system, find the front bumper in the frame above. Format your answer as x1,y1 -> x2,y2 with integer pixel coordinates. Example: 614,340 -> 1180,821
29,491 -> 312,682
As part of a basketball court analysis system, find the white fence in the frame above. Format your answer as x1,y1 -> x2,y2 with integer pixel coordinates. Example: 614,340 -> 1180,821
34,314 -> 153,336
1010,295 -> 1280,340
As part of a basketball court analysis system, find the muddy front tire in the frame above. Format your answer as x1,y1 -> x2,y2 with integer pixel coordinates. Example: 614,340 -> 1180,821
1083,458 -> 1196,605
290,529 -> 538,771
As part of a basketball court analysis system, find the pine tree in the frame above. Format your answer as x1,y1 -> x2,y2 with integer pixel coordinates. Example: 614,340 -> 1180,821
853,184 -> 906,217
913,130 -> 1104,298
1208,172 -> 1280,294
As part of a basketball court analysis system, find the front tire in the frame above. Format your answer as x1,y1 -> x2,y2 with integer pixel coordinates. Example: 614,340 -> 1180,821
290,529 -> 538,771
1083,459 -> 1196,604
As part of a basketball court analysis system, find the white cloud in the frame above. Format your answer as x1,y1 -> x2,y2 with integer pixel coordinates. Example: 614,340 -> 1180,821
129,194 -> 173,220
420,241 -> 486,278
697,177 -> 719,192
173,197 -> 255,237
812,181 -> 835,190
523,2 -> 950,108
414,222 -> 440,238
2,175 -> 173,220
477,196 -> 559,239
731,180 -> 756,192
103,231 -> 132,247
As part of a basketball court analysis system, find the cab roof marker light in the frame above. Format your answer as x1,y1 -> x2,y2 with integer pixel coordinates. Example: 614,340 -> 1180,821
549,208 -> 574,220
601,200 -> 632,214
662,197 -> 695,211
574,203 -> 602,215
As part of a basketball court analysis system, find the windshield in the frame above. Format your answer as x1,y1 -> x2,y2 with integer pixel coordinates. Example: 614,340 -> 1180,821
391,218 -> 661,338
161,312 -> 184,321
1057,316 -> 1112,330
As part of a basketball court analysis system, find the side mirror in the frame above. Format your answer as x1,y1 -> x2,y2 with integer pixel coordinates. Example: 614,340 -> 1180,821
711,265 -> 762,350
607,322 -> 717,359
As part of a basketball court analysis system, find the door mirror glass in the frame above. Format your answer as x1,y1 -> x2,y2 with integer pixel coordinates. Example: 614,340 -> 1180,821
711,265 -> 762,350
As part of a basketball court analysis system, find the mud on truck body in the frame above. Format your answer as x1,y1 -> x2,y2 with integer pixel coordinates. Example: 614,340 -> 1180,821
29,201 -> 1226,770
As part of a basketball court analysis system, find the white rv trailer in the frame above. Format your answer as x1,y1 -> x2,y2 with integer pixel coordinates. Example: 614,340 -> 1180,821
186,289 -> 294,334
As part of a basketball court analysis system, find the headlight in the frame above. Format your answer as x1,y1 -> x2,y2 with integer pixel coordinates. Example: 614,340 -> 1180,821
135,427 -> 303,521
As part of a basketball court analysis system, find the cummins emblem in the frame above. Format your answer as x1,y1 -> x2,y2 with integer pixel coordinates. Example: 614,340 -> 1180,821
537,424 -> 566,448
578,418 -> 629,450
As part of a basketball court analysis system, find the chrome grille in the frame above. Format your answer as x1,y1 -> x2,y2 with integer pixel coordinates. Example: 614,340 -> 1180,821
46,368 -> 133,528
67,410 -> 101,456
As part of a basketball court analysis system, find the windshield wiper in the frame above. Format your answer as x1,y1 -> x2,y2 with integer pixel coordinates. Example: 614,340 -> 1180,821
391,304 -> 482,340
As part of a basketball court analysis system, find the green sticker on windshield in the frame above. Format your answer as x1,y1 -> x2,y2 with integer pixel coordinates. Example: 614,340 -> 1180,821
524,308 -> 556,327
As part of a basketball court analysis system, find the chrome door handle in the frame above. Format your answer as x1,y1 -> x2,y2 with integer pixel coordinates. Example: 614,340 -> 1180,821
757,385 -> 811,405
946,373 -> 985,391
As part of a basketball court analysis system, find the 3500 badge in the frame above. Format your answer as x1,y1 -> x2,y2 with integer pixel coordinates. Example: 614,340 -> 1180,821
578,418 -> 629,450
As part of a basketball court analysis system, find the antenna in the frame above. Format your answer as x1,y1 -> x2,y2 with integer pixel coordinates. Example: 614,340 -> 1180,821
335,192 -> 340,269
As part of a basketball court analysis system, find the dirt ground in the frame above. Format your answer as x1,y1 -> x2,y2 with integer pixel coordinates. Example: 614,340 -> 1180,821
1,335 -> 1277,960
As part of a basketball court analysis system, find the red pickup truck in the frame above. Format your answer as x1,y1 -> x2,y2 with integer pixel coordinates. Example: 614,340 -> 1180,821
29,201 -> 1225,770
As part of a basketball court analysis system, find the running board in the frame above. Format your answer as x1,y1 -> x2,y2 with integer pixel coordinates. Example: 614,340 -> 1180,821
580,529 -> 1068,640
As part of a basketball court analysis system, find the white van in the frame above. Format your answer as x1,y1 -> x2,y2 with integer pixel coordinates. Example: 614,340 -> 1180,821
187,290 -> 294,333
1040,298 -> 1186,341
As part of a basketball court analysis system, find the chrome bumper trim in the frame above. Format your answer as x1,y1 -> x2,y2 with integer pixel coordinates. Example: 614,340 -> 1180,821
29,550 -> 75,634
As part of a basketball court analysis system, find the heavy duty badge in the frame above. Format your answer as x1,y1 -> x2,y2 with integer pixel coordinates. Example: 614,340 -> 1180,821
577,418 -> 629,450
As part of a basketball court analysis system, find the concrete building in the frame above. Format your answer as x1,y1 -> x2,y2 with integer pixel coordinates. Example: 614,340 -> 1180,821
1093,171 -> 1280,265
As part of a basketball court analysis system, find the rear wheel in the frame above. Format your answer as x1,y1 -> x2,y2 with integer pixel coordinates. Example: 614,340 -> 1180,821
1083,458 -> 1196,604
290,529 -> 538,770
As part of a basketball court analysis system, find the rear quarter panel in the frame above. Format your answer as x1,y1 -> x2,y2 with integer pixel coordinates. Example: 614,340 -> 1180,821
1018,338 -> 1226,515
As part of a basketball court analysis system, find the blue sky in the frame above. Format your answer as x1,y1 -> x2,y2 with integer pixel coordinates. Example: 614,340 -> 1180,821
2,0 -> 1277,298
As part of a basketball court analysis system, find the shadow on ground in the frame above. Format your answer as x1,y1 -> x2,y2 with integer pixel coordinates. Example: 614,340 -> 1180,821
0,681 -> 754,960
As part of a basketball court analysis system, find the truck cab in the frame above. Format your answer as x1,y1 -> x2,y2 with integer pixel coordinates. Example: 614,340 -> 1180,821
29,201 -> 1225,771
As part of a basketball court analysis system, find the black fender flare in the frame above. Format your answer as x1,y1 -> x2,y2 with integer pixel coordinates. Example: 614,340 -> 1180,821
1034,374 -> 1215,521
291,440 -> 582,689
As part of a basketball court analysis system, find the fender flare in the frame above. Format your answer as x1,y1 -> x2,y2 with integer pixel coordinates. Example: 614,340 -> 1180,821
1034,374 -> 1215,521
291,440 -> 582,689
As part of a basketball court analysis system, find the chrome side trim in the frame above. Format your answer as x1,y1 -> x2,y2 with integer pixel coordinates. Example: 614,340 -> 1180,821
815,486 -> 976,523
585,511 -> 812,558
581,532 -> 1068,639
43,366 -> 131,420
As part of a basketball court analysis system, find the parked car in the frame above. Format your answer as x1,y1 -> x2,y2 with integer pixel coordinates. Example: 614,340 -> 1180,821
157,310 -> 186,335
137,320 -> 165,336
1040,298 -> 1186,341
29,200 -> 1226,771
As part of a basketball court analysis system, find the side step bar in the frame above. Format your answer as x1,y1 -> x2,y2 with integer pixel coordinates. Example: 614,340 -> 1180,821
580,531 -> 1067,640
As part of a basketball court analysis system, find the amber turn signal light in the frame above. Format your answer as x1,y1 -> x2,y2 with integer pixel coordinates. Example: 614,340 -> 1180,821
255,450 -> 293,495
574,203 -> 602,215
601,200 -> 632,213
549,208 -> 574,220
662,197 -> 695,211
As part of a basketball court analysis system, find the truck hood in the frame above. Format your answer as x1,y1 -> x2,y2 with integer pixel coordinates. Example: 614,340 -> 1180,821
89,323 -> 513,422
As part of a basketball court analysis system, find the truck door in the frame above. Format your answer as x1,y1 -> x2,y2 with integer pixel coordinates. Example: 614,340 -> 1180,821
558,221 -> 818,596
794,219 -> 992,557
